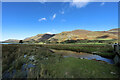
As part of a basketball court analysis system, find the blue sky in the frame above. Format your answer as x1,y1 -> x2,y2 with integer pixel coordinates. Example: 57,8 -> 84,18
2,2 -> 118,41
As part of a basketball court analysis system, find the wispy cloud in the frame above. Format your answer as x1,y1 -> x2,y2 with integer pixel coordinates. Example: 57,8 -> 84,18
61,11 -> 65,14
61,19 -> 66,22
100,2 -> 105,6
70,0 -> 90,8
38,18 -> 47,22
52,14 -> 56,20
39,0 -> 46,4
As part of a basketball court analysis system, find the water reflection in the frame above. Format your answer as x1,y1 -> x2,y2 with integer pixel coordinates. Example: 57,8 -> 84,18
51,49 -> 114,64
3,63 -> 35,78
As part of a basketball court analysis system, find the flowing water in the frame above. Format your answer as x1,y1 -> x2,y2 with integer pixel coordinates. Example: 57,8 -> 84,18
50,49 -> 114,64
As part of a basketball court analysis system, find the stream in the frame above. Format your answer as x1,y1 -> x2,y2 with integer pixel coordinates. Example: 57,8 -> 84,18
50,49 -> 114,64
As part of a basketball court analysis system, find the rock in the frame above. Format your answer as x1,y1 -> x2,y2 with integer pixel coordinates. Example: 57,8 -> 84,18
24,55 -> 27,58
92,59 -> 96,60
110,72 -> 116,74
29,56 -> 35,61
80,58 -> 83,59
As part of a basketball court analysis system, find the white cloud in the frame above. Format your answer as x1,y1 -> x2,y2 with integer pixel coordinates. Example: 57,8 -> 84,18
46,32 -> 53,34
46,29 -> 57,34
100,2 -> 105,6
38,18 -> 47,22
70,0 -> 90,8
38,0 -> 46,4
52,14 -> 56,20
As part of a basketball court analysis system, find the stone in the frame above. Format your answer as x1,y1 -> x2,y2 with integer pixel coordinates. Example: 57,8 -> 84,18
110,72 -> 116,74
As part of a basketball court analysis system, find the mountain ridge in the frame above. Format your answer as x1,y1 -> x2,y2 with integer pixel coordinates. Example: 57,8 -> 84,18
2,28 -> 119,43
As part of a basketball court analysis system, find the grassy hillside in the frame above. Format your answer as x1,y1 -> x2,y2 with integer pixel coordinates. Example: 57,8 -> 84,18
23,28 -> 118,43
3,28 -> 118,43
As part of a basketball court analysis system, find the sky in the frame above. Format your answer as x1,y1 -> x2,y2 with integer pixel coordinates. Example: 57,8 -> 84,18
2,2 -> 118,41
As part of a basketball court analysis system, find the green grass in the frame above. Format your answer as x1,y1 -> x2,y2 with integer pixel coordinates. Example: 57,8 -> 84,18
0,58 -> 2,79
46,57 -> 120,78
2,44 -> 120,78
41,44 -> 115,58
69,43 -> 107,45
96,38 -> 113,40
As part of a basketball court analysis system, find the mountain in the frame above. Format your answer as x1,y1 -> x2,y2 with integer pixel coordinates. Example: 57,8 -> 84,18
2,39 -> 20,43
108,28 -> 118,32
23,28 -> 118,43
24,34 -> 55,43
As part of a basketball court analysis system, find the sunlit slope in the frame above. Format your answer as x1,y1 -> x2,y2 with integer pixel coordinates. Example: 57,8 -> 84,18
24,28 -> 118,42
3,28 -> 118,43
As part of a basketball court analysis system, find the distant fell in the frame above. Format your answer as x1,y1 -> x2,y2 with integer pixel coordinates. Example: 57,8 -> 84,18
3,28 -> 119,43
23,28 -> 119,43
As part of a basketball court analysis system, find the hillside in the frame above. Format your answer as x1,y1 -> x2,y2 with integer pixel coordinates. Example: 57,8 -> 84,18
2,39 -> 19,43
23,28 -> 118,43
108,28 -> 118,32
24,34 -> 55,43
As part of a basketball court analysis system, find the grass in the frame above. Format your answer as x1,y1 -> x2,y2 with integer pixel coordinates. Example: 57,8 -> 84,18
41,44 -> 115,58
2,44 -> 120,78
73,43 -> 107,44
46,57 -> 120,78
96,38 -> 114,40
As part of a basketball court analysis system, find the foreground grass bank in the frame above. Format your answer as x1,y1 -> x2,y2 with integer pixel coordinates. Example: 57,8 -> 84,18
41,44 -> 115,58
46,57 -> 120,78
2,44 -> 120,78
